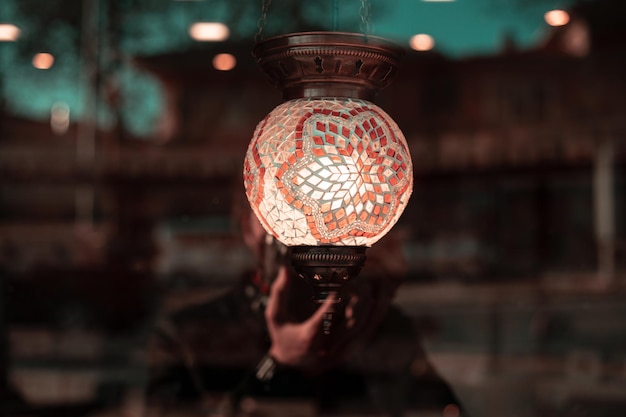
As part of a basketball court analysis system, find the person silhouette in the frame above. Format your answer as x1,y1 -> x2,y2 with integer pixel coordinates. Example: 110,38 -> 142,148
144,205 -> 468,417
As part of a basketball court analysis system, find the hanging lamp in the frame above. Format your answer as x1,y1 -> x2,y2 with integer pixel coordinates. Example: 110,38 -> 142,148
243,2 -> 412,332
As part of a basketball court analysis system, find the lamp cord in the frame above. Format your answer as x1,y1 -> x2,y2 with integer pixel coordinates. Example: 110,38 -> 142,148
255,0 -> 272,43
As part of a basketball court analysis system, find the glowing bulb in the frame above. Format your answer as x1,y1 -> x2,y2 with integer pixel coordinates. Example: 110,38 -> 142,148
0,23 -> 20,41
213,53 -> 236,71
409,34 -> 435,51
188,22 -> 229,41
32,53 -> 55,70
544,9 -> 570,27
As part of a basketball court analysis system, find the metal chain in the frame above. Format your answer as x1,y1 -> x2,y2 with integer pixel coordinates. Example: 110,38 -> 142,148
255,0 -> 272,43
359,0 -> 371,39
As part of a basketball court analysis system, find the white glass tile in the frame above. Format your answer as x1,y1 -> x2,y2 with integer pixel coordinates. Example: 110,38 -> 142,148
318,157 -> 332,166
311,190 -> 323,200
307,175 -> 322,186
318,169 -> 332,179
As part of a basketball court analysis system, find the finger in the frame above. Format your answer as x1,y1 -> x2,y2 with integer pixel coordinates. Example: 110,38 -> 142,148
304,291 -> 337,330
265,266 -> 289,322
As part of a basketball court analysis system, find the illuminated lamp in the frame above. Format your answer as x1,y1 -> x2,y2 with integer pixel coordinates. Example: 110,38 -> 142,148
243,32 -> 412,332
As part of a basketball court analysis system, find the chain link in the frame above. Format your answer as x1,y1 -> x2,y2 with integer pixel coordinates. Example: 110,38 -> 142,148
359,0 -> 371,39
255,0 -> 272,43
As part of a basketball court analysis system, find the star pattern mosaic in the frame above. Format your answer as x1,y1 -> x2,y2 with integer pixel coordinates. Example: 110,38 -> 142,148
244,98 -> 412,247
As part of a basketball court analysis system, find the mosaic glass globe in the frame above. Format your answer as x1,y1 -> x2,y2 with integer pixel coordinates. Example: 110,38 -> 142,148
244,97 -> 413,248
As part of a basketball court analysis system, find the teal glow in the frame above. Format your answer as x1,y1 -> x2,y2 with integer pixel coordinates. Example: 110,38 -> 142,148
374,0 -> 569,56
3,48 -> 82,119
1,0 -> 572,138
118,67 -> 163,138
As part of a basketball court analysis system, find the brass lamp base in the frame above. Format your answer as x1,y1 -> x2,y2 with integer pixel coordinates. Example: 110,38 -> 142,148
289,246 -> 367,334
253,31 -> 405,101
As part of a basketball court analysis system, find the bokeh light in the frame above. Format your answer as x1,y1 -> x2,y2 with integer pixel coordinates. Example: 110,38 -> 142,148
212,53 -> 236,71
50,102 -> 70,135
442,404 -> 460,417
32,53 -> 55,70
0,23 -> 20,41
409,34 -> 435,51
544,9 -> 570,27
188,22 -> 229,41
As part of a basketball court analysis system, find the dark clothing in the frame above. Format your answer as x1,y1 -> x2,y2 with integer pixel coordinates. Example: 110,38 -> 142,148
145,273 -> 466,416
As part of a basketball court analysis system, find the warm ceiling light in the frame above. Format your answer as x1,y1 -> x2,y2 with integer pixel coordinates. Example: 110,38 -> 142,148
544,9 -> 570,27
188,22 -> 229,41
409,34 -> 435,51
0,23 -> 20,41
32,53 -> 55,70
212,53 -> 236,71
244,33 -> 412,331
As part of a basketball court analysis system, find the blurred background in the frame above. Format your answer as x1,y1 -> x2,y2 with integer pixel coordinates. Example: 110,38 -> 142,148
1,0 -> 625,416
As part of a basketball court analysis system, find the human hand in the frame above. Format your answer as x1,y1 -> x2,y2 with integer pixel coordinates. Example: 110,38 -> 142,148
265,267 -> 338,371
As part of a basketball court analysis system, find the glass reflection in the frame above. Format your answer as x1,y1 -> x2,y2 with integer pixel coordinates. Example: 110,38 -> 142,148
145,208 -> 467,416
1,1 -> 626,417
